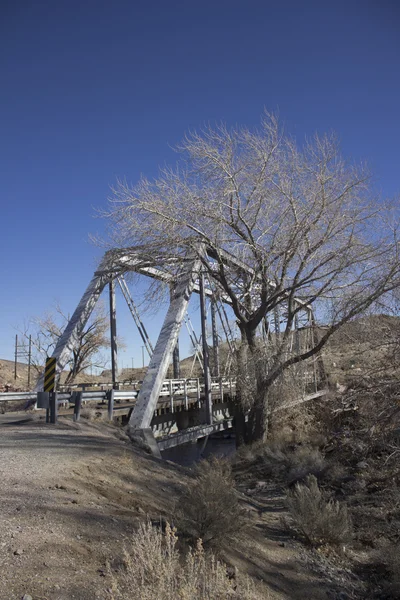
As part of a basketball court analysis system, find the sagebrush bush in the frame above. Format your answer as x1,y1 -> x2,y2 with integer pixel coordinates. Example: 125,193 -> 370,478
176,457 -> 244,548
236,436 -> 327,485
80,407 -> 98,421
375,542 -> 400,596
109,520 -> 268,600
286,447 -> 327,485
80,406 -> 105,421
287,475 -> 352,546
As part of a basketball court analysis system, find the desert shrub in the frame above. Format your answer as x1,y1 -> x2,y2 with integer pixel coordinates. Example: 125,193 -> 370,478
287,475 -> 352,546
109,520 -> 268,600
378,542 -> 400,596
286,447 -> 327,485
235,438 -> 327,485
80,406 -> 105,421
176,457 -> 244,548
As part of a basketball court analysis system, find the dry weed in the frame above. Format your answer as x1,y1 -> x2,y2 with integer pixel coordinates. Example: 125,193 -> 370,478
80,407 -> 106,421
286,446 -> 327,485
176,457 -> 245,549
287,475 -> 352,546
380,542 -> 400,596
109,520 -> 268,599
238,440 -> 326,485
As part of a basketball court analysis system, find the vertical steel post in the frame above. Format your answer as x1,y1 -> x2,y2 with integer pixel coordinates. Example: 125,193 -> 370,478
27,335 -> 32,388
309,309 -> 328,390
172,344 -> 180,378
294,313 -> 300,355
196,378 -> 201,407
50,392 -> 58,424
211,298 -> 220,377
169,379 -> 174,413
274,306 -> 280,340
14,334 -> 18,380
199,271 -> 213,425
308,310 -> 318,391
74,392 -> 82,422
169,285 -> 181,378
108,388 -> 115,420
109,278 -> 118,389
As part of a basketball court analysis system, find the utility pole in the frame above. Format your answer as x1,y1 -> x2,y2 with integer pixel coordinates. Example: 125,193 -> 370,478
131,357 -> 134,371
14,334 -> 18,380
27,335 -> 32,388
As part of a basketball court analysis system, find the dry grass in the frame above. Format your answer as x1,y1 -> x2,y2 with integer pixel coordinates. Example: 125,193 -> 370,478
286,446 -> 327,485
108,520 -> 268,600
287,475 -> 352,547
176,457 -> 245,549
80,406 -> 107,421
236,438 -> 327,486
380,543 -> 400,596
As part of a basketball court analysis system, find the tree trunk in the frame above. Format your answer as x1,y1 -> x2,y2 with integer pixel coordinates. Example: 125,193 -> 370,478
235,326 -> 268,445
246,379 -> 268,443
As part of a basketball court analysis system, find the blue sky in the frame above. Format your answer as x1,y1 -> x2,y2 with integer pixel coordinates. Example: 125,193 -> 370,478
1,0 -> 399,369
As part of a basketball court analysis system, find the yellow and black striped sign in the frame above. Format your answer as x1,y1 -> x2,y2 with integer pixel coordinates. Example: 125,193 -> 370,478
44,357 -> 57,392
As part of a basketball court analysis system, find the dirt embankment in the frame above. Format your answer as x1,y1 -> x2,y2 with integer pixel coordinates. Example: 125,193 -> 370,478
0,415 -> 346,600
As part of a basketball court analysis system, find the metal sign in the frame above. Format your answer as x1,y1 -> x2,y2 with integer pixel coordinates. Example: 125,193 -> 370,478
43,357 -> 57,392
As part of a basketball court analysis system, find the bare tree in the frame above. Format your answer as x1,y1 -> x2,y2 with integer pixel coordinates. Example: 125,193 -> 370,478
19,302 -> 111,385
103,113 -> 400,441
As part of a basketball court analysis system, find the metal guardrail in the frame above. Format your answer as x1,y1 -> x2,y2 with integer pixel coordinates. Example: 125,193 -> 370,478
0,391 -> 37,402
0,378 -> 236,405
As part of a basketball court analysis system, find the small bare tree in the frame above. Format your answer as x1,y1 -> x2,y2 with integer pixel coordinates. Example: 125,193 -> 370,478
103,113 -> 400,442
19,302 -> 111,385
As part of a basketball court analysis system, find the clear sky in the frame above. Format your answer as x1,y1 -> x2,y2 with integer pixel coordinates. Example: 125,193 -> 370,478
1,0 -> 399,369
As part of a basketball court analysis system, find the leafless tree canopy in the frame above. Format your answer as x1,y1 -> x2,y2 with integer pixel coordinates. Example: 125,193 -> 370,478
102,113 -> 400,439
105,114 -> 399,342
20,302 -> 111,384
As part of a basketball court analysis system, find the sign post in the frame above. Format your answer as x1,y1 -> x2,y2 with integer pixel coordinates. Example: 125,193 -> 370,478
44,357 -> 57,423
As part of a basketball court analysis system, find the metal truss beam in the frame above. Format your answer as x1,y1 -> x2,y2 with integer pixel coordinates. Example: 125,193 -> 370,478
128,257 -> 202,431
34,256 -> 110,391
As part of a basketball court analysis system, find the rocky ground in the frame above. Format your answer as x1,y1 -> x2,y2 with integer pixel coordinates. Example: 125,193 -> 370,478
0,413 -> 359,600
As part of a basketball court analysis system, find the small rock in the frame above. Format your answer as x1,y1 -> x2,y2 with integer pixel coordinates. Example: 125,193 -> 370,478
14,549 -> 23,556
255,481 -> 267,489
356,461 -> 368,470
137,506 -> 145,514
279,541 -> 285,547
22,595 -> 32,600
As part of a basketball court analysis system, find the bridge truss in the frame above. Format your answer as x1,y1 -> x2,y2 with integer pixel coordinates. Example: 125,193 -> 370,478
35,245 -> 327,453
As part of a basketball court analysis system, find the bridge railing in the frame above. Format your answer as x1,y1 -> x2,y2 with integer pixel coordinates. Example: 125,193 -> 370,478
0,376 -> 237,408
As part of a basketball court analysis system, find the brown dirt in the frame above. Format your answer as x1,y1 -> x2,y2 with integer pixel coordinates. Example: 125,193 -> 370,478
0,414 -> 348,600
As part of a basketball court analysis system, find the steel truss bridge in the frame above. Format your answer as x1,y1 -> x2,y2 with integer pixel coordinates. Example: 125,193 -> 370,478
10,245 -> 327,456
